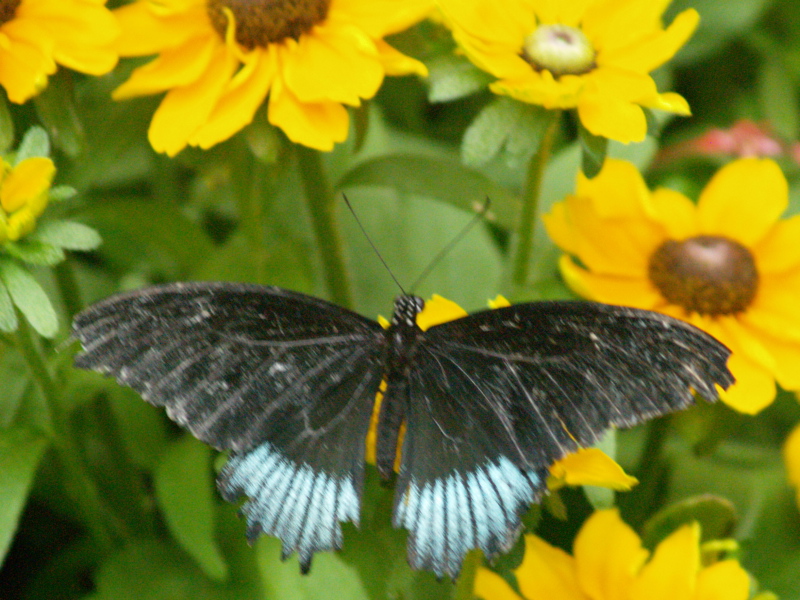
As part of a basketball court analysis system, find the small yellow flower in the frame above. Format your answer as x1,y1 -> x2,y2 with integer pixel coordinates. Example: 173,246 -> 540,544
113,0 -> 432,155
784,423 -> 800,510
437,0 -> 696,143
366,295 -> 636,492
544,157 -> 800,415
0,0 -> 119,104
0,156 -> 55,243
475,509 -> 750,600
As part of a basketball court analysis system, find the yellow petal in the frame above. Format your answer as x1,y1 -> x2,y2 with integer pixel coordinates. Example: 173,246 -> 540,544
335,0 -> 434,38
268,73 -> 349,151
694,560 -> 750,600
515,535 -> 586,600
629,523 -> 700,600
575,158 -> 650,219
113,35 -> 218,99
416,294 -> 468,331
549,447 -> 639,491
577,88 -> 647,143
696,158 -> 788,247
741,272 -> 800,343
642,91 -> 691,116
148,44 -> 239,156
583,0 -> 674,53
558,256 -> 662,308
488,295 -> 511,309
282,22 -> 383,105
0,157 -> 55,214
474,567 -> 524,600
374,39 -> 427,76
114,2 -> 209,57
783,424 -> 800,507
751,214 -> 800,274
751,332 -> 800,390
721,352 -> 775,414
542,200 -> 581,256
574,509 -> 649,600
649,187 -> 698,240
0,22 -> 55,103
190,48 -> 277,149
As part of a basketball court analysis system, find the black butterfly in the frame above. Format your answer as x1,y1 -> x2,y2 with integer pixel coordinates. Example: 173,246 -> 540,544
72,282 -> 733,578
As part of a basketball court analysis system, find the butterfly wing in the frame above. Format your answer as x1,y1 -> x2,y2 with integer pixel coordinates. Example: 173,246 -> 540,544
73,282 -> 386,569
393,301 -> 733,577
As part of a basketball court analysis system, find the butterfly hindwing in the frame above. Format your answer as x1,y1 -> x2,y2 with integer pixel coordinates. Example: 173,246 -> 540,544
392,300 -> 733,577
72,282 -> 385,568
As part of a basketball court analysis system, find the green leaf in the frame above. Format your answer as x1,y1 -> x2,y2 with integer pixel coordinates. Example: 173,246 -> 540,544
427,54 -> 492,103
107,387 -> 169,471
462,97 -> 548,168
0,350 -> 29,427
578,122 -> 608,179
338,154 -> 521,230
48,185 -> 78,202
0,92 -> 14,155
641,495 -> 738,550
0,259 -> 58,338
154,435 -> 228,581
0,426 -> 49,566
758,57 -> 800,140
0,280 -> 16,332
14,126 -> 50,163
31,220 -> 102,252
3,240 -> 65,266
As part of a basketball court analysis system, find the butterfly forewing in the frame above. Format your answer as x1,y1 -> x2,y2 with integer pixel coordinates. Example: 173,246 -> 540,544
391,300 -> 733,577
73,282 -> 386,568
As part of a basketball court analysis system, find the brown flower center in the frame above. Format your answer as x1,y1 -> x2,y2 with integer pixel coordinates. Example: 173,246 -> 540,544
0,0 -> 21,25
207,0 -> 331,49
648,235 -> 759,316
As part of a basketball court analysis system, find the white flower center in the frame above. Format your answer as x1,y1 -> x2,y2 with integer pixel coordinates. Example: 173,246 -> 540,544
523,24 -> 596,77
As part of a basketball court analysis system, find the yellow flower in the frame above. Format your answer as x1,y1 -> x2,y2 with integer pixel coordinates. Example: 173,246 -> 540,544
113,0 -> 432,155
0,156 -> 55,243
437,0 -> 696,143
0,0 -> 119,104
475,509 -> 750,600
784,423 -> 800,510
544,157 -> 800,415
366,295 -> 636,493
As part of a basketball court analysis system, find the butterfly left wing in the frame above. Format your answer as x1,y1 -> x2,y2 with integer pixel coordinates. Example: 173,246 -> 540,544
392,301 -> 733,578
72,282 -> 386,570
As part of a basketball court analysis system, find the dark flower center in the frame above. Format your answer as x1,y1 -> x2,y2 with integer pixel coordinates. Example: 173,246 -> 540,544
0,0 -> 21,26
207,0 -> 331,49
648,235 -> 759,316
522,24 -> 596,77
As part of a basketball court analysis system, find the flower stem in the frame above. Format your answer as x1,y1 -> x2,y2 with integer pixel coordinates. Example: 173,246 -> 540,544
295,144 -> 354,308
15,315 -> 114,552
511,110 -> 561,292
54,259 -> 83,322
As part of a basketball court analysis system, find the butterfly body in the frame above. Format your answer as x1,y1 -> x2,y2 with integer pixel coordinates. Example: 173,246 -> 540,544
72,282 -> 733,578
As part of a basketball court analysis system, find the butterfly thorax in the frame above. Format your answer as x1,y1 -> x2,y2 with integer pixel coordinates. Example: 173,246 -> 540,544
375,295 -> 426,479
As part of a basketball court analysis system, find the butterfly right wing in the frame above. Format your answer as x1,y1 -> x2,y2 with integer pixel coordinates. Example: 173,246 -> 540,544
73,282 -> 386,569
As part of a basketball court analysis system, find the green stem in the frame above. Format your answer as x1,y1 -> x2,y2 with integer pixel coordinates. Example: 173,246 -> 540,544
243,156 -> 270,284
15,316 -> 114,552
295,144 -> 354,308
511,110 -> 561,292
54,259 -> 83,322
622,415 -> 671,527
453,549 -> 481,600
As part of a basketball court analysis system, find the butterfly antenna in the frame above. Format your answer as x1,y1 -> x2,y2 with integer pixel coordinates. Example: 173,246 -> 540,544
409,197 -> 491,293
342,194 -> 407,295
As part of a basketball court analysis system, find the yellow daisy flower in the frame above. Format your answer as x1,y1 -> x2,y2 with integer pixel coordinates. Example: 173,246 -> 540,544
544,157 -> 800,415
475,509 -> 750,600
0,0 -> 119,104
437,0 -> 697,143
366,295 -> 637,492
0,156 -> 55,243
113,0 -> 432,156
784,423 -> 800,510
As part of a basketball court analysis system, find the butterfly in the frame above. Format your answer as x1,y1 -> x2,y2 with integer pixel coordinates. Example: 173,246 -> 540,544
72,282 -> 733,578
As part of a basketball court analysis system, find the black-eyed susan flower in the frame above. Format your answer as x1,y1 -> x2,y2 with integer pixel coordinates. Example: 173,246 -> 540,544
0,0 -> 118,104
437,0 -> 697,143
112,0 -> 433,156
544,158 -> 800,414
366,295 -> 637,491
0,156 -> 55,243
475,509 -> 750,600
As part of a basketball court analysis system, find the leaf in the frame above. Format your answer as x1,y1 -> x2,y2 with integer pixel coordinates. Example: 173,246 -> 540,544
427,54 -> 492,103
154,435 -> 228,581
641,495 -> 738,550
578,122 -> 608,179
0,350 -> 29,427
3,240 -> 65,266
48,185 -> 77,202
0,426 -> 49,566
14,126 -> 50,163
32,71 -> 85,157
758,57 -> 800,140
31,220 -> 102,252
338,154 -> 521,230
0,92 -> 13,155
0,279 -> 16,332
0,259 -> 58,338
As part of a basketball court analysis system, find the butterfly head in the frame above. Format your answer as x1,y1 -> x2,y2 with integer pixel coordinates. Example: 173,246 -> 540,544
391,295 -> 425,328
